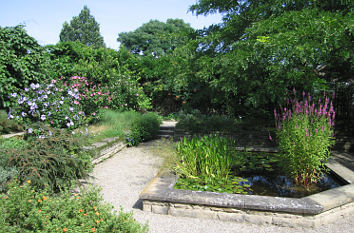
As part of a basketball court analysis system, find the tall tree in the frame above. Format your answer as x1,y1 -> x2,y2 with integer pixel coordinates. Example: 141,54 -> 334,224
187,0 -> 353,116
117,19 -> 195,56
59,6 -> 105,48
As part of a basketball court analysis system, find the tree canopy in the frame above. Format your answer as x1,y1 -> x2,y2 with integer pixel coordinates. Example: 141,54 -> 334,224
117,19 -> 195,56
185,0 -> 353,115
59,6 -> 105,48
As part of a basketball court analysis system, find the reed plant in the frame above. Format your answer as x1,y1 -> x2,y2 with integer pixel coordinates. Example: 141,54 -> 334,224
174,135 -> 235,180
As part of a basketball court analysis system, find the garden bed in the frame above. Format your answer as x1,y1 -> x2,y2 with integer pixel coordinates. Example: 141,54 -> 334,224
140,153 -> 354,227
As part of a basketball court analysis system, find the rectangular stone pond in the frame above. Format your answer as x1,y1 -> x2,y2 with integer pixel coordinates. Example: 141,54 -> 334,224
140,158 -> 354,227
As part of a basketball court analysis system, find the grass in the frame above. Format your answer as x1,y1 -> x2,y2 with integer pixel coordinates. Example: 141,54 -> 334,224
84,110 -> 141,144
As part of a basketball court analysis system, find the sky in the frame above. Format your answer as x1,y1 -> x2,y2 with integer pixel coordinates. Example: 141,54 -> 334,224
0,0 -> 223,49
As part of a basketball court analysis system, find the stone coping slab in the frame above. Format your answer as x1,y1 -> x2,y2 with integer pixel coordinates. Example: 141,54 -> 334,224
1,131 -> 25,139
140,159 -> 354,226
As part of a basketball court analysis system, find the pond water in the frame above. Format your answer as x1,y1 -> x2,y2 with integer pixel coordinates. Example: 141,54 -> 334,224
240,172 -> 347,198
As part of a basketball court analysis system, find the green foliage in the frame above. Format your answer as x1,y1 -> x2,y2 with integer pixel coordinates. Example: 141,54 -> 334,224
185,1 -> 353,117
127,113 -> 162,146
85,110 -> 141,143
0,138 -> 28,191
45,42 -> 119,83
0,25 -> 46,109
44,42 -> 151,112
118,19 -> 195,56
0,110 -> 23,134
0,181 -> 148,232
176,110 -> 240,134
174,135 -> 235,179
59,6 -> 105,48
174,135 -> 255,194
1,128 -> 93,192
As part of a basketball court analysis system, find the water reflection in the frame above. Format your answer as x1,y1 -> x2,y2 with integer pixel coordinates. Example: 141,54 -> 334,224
241,173 -> 344,198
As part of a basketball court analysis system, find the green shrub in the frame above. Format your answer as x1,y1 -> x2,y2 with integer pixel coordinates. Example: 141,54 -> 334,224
0,180 -> 148,232
176,110 -> 240,134
0,166 -> 18,193
0,25 -> 46,109
0,137 -> 27,192
0,110 -> 23,134
1,128 -> 93,192
0,137 -> 28,151
127,113 -> 161,146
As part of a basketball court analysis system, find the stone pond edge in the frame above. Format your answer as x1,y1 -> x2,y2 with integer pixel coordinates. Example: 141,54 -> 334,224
139,159 -> 354,227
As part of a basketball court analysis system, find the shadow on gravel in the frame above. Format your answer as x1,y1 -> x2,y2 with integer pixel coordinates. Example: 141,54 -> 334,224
133,199 -> 143,210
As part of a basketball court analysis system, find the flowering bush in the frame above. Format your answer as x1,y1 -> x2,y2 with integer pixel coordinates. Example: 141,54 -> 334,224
0,180 -> 148,232
274,89 -> 335,188
8,80 -> 86,131
66,75 -> 151,121
8,75 -> 151,135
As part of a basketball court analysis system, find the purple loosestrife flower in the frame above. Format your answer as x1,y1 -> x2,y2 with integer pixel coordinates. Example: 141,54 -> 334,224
40,115 -> 46,121
10,93 -> 17,97
28,128 -> 33,134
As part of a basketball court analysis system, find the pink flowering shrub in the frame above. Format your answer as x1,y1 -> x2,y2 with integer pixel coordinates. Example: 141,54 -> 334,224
274,89 -> 335,188
68,75 -> 150,121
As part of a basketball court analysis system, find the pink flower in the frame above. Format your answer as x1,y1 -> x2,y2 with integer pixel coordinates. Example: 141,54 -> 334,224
92,112 -> 96,116
104,106 -> 108,109
74,101 -> 79,105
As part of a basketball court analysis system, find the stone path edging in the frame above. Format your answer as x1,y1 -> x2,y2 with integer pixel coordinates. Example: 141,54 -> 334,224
82,137 -> 127,165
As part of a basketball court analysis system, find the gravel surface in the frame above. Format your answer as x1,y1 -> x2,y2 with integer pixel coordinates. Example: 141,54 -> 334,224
89,140 -> 354,233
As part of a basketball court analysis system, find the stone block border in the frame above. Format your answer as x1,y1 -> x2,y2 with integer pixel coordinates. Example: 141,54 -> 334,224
83,137 -> 127,165
140,159 -> 354,227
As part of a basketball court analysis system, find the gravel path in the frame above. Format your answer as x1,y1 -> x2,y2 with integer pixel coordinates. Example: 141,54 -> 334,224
89,140 -> 354,233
